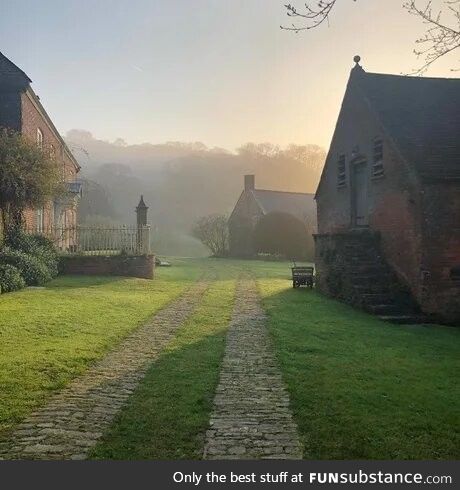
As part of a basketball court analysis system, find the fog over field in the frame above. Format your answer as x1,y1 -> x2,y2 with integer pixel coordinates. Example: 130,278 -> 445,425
67,130 -> 325,256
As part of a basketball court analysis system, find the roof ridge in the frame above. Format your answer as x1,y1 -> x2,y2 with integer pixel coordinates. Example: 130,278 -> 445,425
252,188 -> 315,196
363,71 -> 460,82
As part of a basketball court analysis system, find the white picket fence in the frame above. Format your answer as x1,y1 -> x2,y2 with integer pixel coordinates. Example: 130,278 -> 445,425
25,225 -> 151,256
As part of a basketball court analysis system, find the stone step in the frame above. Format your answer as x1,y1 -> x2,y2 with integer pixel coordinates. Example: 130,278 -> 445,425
378,315 -> 423,325
350,274 -> 392,286
353,284 -> 391,294
366,304 -> 406,315
349,265 -> 389,275
348,258 -> 384,265
360,293 -> 393,305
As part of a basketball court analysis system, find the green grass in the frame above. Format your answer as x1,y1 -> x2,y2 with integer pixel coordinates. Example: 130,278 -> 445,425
256,274 -> 460,459
1,257 -> 458,460
0,258 -> 202,433
90,275 -> 236,459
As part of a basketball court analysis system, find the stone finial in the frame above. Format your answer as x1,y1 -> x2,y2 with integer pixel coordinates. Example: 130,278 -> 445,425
136,195 -> 148,210
353,55 -> 361,66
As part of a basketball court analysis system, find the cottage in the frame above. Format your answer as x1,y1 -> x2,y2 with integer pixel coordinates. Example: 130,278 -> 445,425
0,51 -> 81,234
315,57 -> 460,324
228,175 -> 316,258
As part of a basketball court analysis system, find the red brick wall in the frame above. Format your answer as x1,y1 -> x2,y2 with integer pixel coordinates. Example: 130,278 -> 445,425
316,77 -> 423,302
228,191 -> 264,256
60,255 -> 155,280
20,90 -> 78,230
421,183 -> 460,323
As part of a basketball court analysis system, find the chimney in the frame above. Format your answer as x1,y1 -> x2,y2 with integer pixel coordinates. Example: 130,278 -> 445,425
244,174 -> 255,191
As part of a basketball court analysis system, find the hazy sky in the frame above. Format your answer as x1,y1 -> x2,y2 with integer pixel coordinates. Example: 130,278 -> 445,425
0,0 -> 457,150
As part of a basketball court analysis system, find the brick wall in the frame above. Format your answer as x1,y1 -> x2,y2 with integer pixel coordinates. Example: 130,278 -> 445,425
228,191 -> 264,257
421,183 -> 460,323
316,78 -> 424,304
20,90 -> 78,230
60,255 -> 155,280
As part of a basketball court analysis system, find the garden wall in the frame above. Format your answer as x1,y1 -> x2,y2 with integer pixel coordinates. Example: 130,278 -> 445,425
60,255 -> 155,279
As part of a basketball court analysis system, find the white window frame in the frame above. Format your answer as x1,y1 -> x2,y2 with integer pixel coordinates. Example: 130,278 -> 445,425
36,206 -> 45,233
36,128 -> 44,149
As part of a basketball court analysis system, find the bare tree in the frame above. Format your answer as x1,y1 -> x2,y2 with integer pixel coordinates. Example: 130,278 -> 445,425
404,1 -> 460,73
192,214 -> 229,257
281,0 -> 344,31
281,1 -> 460,73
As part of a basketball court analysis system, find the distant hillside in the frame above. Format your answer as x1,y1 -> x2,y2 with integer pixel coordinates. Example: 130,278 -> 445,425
67,131 -> 325,256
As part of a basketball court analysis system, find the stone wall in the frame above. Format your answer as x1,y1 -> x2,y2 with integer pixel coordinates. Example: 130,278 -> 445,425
60,255 -> 155,280
314,230 -> 419,318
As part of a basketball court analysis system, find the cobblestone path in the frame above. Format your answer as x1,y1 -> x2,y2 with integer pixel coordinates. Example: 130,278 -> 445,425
203,277 -> 302,459
0,278 -> 210,460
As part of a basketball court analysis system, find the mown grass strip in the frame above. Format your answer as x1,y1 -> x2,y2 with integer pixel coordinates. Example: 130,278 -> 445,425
257,277 -> 460,460
90,277 -> 236,460
0,258 -> 202,433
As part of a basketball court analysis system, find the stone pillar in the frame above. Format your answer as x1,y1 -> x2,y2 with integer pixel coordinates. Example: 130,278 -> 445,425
135,196 -> 150,254
136,195 -> 148,227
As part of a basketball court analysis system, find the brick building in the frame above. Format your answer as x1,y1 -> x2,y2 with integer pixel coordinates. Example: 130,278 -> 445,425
314,58 -> 460,324
0,51 -> 81,235
228,175 -> 316,257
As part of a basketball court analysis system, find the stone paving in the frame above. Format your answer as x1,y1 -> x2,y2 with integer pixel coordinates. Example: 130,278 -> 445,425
0,278 -> 210,460
203,277 -> 302,459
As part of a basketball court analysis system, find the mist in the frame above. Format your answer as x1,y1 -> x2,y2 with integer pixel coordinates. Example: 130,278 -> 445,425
67,130 -> 325,256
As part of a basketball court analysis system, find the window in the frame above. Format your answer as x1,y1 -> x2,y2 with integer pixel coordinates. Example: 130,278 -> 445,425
372,138 -> 384,178
36,207 -> 45,233
36,128 -> 44,149
337,154 -> 346,187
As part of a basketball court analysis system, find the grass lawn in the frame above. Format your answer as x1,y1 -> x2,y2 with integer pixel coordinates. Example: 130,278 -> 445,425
0,257 -> 458,460
90,273 -> 236,459
0,258 -> 203,434
255,268 -> 460,459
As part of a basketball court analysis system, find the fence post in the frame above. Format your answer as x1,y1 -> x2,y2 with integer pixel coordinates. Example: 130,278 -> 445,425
142,225 -> 151,254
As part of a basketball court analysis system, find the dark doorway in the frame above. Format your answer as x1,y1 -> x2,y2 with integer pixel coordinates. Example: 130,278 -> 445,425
351,158 -> 369,227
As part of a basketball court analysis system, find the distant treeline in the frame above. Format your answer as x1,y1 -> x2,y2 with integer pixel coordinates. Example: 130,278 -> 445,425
67,130 -> 325,256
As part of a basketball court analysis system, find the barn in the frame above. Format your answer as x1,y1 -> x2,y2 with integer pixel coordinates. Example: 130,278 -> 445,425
314,57 -> 460,324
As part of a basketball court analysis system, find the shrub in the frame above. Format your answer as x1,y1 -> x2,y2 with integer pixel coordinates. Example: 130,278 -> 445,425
253,211 -> 314,261
4,231 -> 59,278
0,248 -> 52,286
0,264 -> 26,293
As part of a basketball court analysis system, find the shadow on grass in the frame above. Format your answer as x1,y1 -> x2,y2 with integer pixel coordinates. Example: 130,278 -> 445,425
90,330 -> 226,460
46,275 -> 130,290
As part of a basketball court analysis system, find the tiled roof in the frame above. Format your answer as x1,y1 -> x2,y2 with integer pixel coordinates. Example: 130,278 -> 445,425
0,51 -> 31,87
356,70 -> 460,181
252,189 -> 316,222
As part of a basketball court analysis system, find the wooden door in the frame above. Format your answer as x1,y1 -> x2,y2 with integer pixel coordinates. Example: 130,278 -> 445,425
352,160 -> 369,227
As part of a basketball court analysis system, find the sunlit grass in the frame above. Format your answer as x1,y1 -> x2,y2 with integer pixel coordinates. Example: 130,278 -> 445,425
90,276 -> 236,459
0,258 -> 202,433
257,277 -> 460,459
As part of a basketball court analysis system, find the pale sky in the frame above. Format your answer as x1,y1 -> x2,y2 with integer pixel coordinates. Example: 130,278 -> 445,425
0,0 -> 457,151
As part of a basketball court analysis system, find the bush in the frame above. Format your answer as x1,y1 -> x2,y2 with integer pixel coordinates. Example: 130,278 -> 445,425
4,231 -> 59,278
253,212 -> 314,261
0,248 -> 52,286
0,264 -> 26,293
